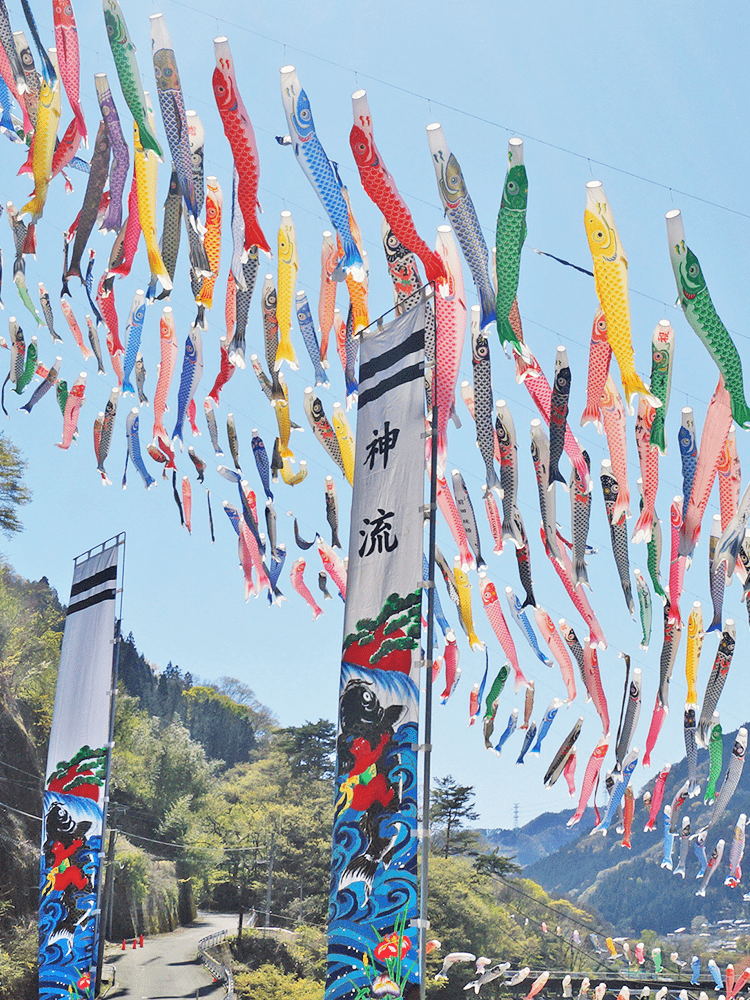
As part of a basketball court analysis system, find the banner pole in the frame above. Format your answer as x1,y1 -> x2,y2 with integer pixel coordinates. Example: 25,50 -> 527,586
418,360 -> 439,1000
95,535 -> 125,996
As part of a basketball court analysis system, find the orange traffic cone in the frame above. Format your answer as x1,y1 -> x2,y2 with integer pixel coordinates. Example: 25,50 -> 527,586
122,940 -> 126,951
139,934 -> 144,948
132,939 -> 137,949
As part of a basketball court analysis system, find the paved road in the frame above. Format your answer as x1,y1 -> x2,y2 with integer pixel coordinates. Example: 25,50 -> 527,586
104,911 -> 236,1000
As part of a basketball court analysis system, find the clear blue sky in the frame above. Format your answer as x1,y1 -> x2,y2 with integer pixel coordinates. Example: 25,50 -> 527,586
2,0 -> 749,832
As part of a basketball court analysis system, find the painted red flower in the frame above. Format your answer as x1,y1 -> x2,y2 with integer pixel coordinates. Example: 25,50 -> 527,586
77,972 -> 91,992
374,932 -> 410,962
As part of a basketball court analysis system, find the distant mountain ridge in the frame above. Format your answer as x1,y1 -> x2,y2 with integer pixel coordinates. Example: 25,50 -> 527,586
479,807 -> 595,867
516,724 -> 750,934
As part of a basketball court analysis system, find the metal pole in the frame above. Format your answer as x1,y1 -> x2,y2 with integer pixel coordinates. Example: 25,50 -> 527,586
95,611 -> 122,996
103,827 -> 117,943
264,833 -> 275,932
418,367 -> 439,1000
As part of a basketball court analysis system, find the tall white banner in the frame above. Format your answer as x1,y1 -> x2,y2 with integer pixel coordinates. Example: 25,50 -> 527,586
328,300 -> 426,1000
39,536 -> 123,1000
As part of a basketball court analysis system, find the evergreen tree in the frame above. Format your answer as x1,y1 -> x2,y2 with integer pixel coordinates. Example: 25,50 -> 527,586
431,775 -> 479,858
277,720 -> 336,781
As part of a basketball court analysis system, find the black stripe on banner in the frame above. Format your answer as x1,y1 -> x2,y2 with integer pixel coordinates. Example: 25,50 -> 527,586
67,588 -> 116,616
358,362 -> 424,409
358,328 -> 424,385
70,564 -> 117,598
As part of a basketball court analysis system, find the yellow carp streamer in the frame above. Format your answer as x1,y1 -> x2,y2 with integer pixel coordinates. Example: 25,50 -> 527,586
22,78 -> 61,221
584,180 -> 655,414
134,114 -> 172,293
331,402 -> 355,485
453,557 -> 484,651
686,601 -> 704,704
274,374 -> 294,460
275,210 -> 299,371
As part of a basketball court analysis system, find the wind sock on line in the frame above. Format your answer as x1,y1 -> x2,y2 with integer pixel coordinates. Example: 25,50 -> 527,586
684,601 -> 704,707
426,122 -> 495,329
212,36 -> 269,255
196,177 -> 222,308
667,209 -> 750,429
437,477 -> 474,572
704,715 -> 723,805
545,717 -> 583,789
534,606 -> 576,703
615,667 -> 641,773
20,61 -> 61,223
633,397 -> 659,544
478,573 -> 528,692
584,180 -> 658,413
318,231 -> 337,362
231,247 -> 260,367
94,387 -> 118,484
296,291 -> 328,387
150,14 -> 208,275
593,749 -> 638,835
431,224 -> 466,474
495,137 -> 528,356
600,460 -> 634,616
468,308 -> 501,494
65,121 -> 110,282
680,378 -> 733,559
530,698 -> 562,756
505,587 -> 549,667
582,641 -> 609,732
548,345 -> 571,489
696,838 -> 725,897
697,621 -> 736,747
495,399 -> 526,549
581,309 -> 611,431
452,470 -> 485,570
303,387 -> 346,475
712,478 -> 750,583
725,813 -> 746,888
531,419 -> 563,565
278,67 -> 363,281
349,88 -> 445,284
707,727 -> 747,832
133,112 -> 172,296
95,73 -> 128,231
643,763 -> 671,830
570,450 -> 593,589
657,597 -> 682,712
649,320 -> 674,454
513,338 -> 591,489
634,569 -> 652,649
600,375 -> 630,524
275,210 -> 299,371
718,430 -> 741,532
706,514 -> 727,632
102,0 -> 162,157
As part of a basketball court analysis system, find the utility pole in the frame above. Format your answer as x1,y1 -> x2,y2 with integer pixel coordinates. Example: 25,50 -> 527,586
513,803 -> 520,830
103,827 -> 118,942
263,833 -> 275,933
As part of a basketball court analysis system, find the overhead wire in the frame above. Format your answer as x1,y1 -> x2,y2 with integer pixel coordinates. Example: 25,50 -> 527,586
156,0 -> 750,222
